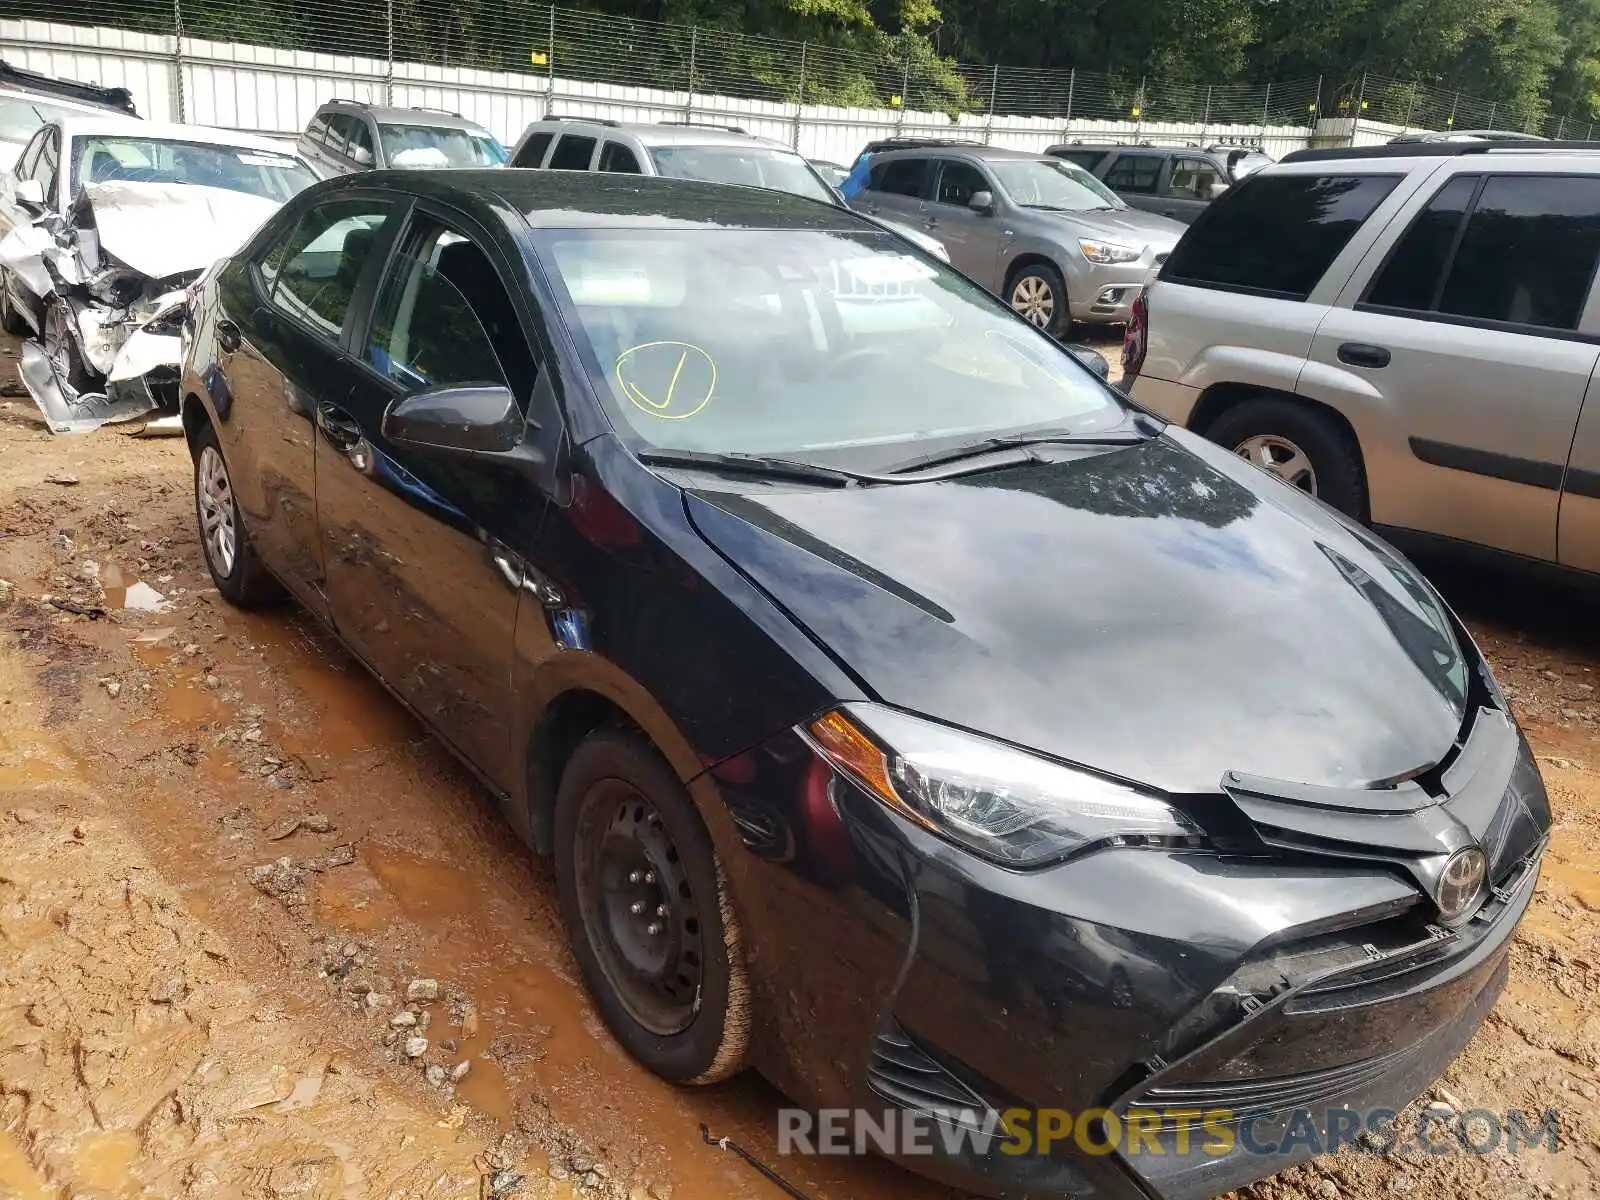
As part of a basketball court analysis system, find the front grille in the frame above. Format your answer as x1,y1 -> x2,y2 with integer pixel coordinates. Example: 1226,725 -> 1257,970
867,1025 -> 996,1128
1133,1044 -> 1415,1123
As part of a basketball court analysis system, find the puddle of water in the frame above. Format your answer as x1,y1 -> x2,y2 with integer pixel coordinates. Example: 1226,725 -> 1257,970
100,564 -> 167,613
73,1130 -> 141,1196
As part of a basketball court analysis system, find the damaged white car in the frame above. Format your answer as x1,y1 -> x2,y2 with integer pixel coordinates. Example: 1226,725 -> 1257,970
0,117 -> 317,432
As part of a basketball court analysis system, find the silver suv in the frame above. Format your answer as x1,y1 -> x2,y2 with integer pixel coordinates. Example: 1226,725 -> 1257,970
505,118 -> 950,262
851,142 -> 1186,337
1125,142 -> 1600,574
297,100 -> 505,175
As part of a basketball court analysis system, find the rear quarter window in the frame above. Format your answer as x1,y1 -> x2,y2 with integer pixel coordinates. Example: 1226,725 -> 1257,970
1161,173 -> 1401,300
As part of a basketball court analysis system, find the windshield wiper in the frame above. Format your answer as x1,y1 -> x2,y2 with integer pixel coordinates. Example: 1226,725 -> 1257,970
639,448 -> 881,487
885,430 -> 1145,475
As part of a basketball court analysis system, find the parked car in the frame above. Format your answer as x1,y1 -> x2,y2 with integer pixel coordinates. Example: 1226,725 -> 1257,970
0,114 -> 317,431
1124,140 -> 1600,577
851,141 -> 1185,335
0,59 -> 138,168
297,99 -> 506,176
506,117 -> 951,261
180,166 -> 1546,1200
1044,142 -> 1272,224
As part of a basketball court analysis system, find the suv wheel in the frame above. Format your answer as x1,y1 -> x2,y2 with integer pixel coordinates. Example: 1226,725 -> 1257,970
555,729 -> 751,1085
1206,397 -> 1366,518
1006,262 -> 1070,338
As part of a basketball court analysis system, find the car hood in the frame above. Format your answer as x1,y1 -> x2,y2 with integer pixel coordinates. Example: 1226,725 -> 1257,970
1057,205 -> 1186,248
74,180 -> 282,280
682,431 -> 1469,794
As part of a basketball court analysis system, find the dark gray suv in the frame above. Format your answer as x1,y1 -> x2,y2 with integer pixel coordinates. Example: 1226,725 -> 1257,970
296,100 -> 505,176
1049,142 -> 1274,224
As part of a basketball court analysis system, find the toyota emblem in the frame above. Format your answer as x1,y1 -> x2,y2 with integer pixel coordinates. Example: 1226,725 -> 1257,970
1436,846 -> 1487,921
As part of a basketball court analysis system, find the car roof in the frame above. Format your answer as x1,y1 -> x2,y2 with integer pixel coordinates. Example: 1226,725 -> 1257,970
321,101 -> 490,133
0,61 -> 137,115
526,119 -> 795,152
333,168 -> 869,230
0,85 -> 130,121
874,144 -> 1053,164
56,115 -> 308,157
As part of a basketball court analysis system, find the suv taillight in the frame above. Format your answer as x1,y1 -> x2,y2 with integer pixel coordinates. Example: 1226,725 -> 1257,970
1123,292 -> 1149,381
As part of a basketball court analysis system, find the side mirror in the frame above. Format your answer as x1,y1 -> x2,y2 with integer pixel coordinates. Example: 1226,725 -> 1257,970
351,144 -> 374,167
1067,344 -> 1111,380
383,385 -> 522,455
14,177 -> 45,211
968,189 -> 995,215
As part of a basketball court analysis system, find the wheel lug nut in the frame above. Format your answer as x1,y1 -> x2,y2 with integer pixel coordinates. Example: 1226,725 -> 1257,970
644,871 -> 656,884
646,922 -> 663,936
630,902 -> 645,915
656,905 -> 668,918
628,871 -> 642,884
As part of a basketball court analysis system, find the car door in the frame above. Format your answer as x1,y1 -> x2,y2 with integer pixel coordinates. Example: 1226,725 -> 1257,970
1100,151 -> 1164,214
1156,155 -> 1224,224
857,156 -> 930,225
217,195 -> 400,614
924,158 -> 1003,281
316,205 -> 549,787
1312,167 -> 1600,563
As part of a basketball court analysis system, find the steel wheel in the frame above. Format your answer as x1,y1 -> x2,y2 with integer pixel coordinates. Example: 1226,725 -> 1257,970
1235,433 -> 1318,494
196,444 -> 238,578
1010,274 -> 1056,328
572,780 -> 705,1037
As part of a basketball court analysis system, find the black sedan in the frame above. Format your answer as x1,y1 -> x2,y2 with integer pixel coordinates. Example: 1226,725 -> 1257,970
178,170 -> 1548,1200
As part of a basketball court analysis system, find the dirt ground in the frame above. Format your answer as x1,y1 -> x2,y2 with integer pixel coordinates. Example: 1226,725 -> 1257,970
0,331 -> 1596,1200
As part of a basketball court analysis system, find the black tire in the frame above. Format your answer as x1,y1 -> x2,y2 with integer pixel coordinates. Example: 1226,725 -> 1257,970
0,270 -> 28,336
1005,260 -> 1072,339
43,300 -> 94,393
1205,396 -> 1367,519
554,729 -> 751,1085
191,420 -> 281,607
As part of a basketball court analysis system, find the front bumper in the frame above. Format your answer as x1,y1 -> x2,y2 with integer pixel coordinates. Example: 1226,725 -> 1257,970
1072,256 -> 1168,324
715,708 -> 1547,1200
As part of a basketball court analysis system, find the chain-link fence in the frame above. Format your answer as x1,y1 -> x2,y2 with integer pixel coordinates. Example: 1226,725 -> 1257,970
2,0 -> 1586,150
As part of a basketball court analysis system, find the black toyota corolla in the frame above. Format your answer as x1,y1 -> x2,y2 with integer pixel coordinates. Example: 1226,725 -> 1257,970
178,170 -> 1548,1200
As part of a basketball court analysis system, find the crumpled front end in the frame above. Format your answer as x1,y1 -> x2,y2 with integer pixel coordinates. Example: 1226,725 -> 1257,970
0,181 -> 274,435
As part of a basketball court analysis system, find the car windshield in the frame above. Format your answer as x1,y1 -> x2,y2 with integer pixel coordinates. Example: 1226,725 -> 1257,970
988,158 -> 1123,211
538,227 -> 1127,466
377,123 -> 507,168
69,135 -> 316,201
0,96 -> 88,143
649,146 -> 835,204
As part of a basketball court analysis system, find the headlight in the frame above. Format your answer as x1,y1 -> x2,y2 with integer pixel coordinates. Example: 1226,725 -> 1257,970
1078,238 -> 1143,265
803,704 -> 1202,867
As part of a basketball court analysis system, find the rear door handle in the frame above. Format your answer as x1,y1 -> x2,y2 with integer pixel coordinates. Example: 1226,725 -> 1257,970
315,402 -> 362,450
216,318 -> 241,353
1338,342 -> 1391,369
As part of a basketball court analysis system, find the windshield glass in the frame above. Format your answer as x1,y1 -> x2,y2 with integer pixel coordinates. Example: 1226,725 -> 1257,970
69,136 -> 316,201
649,146 -> 835,203
539,228 -> 1126,464
0,96 -> 87,143
378,124 -> 506,168
988,158 -> 1123,211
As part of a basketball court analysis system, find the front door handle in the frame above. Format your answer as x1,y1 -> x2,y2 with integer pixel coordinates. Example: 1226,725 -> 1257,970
1338,342 -> 1391,369
315,402 -> 362,450
923,217 -> 939,230
216,318 -> 241,353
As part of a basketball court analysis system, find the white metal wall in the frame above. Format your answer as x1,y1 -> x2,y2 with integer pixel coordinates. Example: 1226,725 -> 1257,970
1,17 -> 1318,161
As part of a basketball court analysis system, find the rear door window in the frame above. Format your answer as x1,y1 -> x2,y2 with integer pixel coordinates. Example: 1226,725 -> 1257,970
269,199 -> 394,340
345,117 -> 375,167
1103,153 -> 1162,194
1161,173 -> 1401,300
513,131 -> 553,168
599,141 -> 642,173
1363,176 -> 1480,312
868,157 -> 930,199
548,134 -> 597,171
